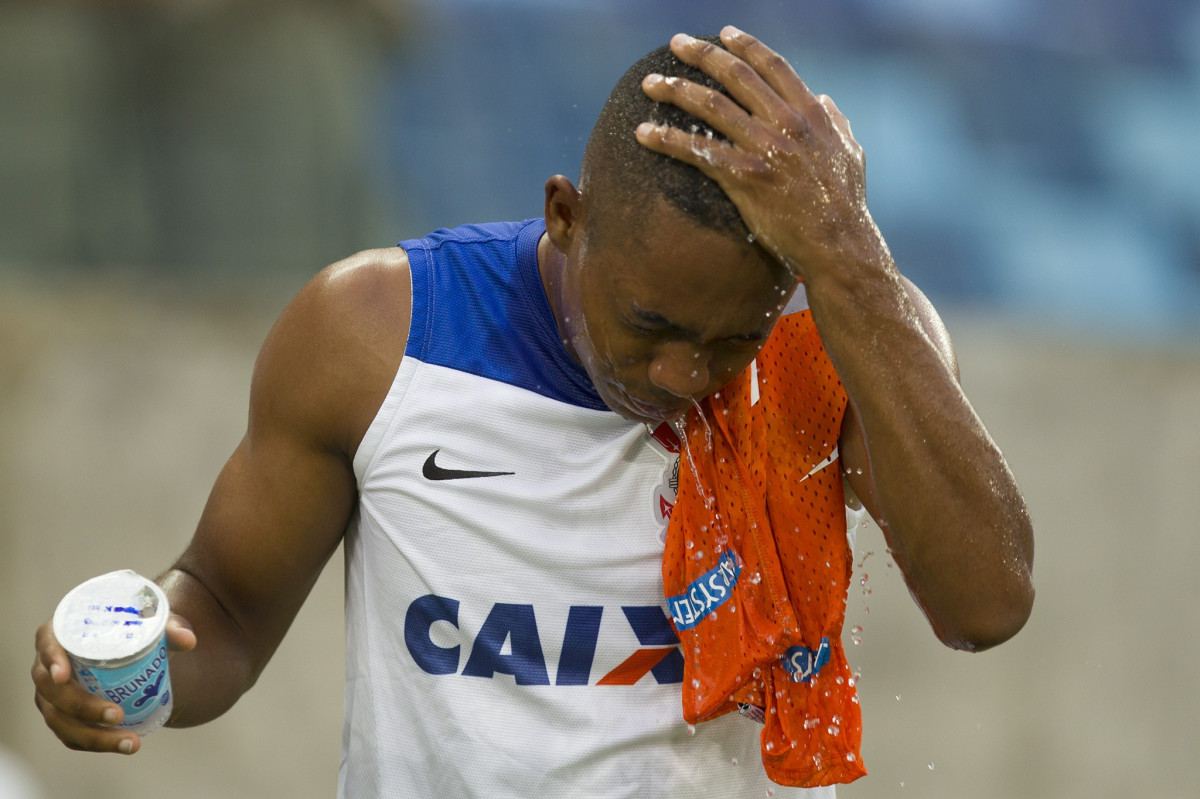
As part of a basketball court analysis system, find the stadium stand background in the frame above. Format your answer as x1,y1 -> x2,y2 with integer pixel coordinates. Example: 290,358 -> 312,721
2,1 -> 1198,797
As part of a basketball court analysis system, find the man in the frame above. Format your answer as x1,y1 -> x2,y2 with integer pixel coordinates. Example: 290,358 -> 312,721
32,27 -> 1034,797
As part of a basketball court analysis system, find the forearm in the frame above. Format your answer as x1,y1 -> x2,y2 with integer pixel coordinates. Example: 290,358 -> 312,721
156,567 -> 261,727
809,250 -> 1034,650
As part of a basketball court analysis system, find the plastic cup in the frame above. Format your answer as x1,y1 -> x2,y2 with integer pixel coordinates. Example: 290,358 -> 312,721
51,570 -> 173,736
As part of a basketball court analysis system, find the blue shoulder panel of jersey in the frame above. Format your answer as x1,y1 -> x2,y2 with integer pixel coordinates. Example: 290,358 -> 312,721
400,219 -> 608,412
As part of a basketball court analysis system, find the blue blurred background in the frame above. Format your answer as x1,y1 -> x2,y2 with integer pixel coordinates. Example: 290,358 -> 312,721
3,0 -> 1197,338
3,2 -> 1200,799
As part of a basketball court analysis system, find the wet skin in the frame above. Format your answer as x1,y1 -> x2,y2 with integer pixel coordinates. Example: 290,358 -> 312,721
540,189 -> 796,426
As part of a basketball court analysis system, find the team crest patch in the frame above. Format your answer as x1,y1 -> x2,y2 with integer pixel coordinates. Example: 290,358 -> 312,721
647,423 -> 681,540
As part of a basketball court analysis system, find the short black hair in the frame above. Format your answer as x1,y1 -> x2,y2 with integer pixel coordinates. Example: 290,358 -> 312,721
581,35 -> 749,245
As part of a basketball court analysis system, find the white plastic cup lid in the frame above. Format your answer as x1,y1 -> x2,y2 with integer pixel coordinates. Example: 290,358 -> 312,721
52,570 -> 170,662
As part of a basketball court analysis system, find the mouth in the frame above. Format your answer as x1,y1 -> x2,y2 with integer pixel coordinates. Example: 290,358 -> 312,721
608,386 -> 689,424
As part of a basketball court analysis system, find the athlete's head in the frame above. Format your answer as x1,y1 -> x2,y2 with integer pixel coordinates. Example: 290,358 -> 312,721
541,36 -> 795,425
580,35 -> 749,249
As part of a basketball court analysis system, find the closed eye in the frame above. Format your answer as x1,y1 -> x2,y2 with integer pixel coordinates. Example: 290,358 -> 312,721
725,331 -> 771,345
625,318 -> 660,335
622,308 -> 676,337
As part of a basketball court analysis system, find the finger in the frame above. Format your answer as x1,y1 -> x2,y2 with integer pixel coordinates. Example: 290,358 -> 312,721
641,73 -> 758,147
667,32 -> 784,123
719,26 -> 818,112
165,614 -> 197,653
635,121 -> 760,179
33,621 -> 73,686
36,695 -> 140,755
31,655 -> 125,728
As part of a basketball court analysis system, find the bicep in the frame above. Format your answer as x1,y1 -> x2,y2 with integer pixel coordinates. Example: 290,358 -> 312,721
177,426 -> 355,664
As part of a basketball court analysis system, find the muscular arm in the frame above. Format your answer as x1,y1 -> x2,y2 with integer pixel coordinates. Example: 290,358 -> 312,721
636,27 -> 1033,651
831,273 -> 1033,651
166,248 -> 412,723
32,247 -> 411,752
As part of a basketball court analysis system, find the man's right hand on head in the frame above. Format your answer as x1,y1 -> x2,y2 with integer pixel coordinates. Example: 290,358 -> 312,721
31,613 -> 196,755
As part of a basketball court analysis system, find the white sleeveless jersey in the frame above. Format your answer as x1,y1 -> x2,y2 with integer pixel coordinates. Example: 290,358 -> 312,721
341,220 -> 833,798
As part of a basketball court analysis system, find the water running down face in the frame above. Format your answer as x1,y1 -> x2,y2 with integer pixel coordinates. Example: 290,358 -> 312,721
547,196 -> 797,425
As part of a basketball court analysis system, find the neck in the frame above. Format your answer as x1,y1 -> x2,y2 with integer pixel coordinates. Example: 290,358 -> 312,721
536,232 -> 579,363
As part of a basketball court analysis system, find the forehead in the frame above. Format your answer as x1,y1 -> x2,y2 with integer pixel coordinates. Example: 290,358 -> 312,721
590,202 -> 792,333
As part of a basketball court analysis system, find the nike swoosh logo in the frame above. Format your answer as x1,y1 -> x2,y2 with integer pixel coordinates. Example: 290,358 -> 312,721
422,450 -> 514,481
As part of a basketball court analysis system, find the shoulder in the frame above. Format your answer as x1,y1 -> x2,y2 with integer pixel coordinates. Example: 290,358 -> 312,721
251,247 -> 413,457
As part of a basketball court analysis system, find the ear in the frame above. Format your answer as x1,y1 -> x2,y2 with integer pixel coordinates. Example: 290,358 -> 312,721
544,175 -> 584,253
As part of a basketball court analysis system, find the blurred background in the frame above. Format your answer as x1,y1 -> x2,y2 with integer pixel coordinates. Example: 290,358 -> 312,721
1,0 -> 1198,797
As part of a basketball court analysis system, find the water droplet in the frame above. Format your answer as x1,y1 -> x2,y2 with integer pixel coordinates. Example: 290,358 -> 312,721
827,725 -> 840,735
765,790 -> 775,797
846,753 -> 857,762
686,724 -> 696,736
895,694 -> 902,701
928,763 -> 935,771
765,741 -> 775,752
692,678 -> 701,689
685,540 -> 694,550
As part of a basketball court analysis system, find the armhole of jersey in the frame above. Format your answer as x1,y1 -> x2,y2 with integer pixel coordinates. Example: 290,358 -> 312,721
352,253 -> 419,489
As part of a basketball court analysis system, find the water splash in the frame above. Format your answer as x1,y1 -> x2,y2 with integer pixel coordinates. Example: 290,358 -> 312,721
687,396 -> 714,453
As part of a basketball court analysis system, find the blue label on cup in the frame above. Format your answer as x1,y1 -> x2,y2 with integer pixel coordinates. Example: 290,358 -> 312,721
75,636 -> 172,734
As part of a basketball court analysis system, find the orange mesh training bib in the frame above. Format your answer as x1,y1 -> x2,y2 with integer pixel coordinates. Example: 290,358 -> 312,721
662,309 -> 867,787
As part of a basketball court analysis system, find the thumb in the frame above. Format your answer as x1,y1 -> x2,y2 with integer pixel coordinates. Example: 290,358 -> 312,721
165,614 -> 197,653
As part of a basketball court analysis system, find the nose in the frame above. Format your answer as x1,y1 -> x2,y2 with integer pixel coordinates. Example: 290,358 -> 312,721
648,342 -> 711,399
